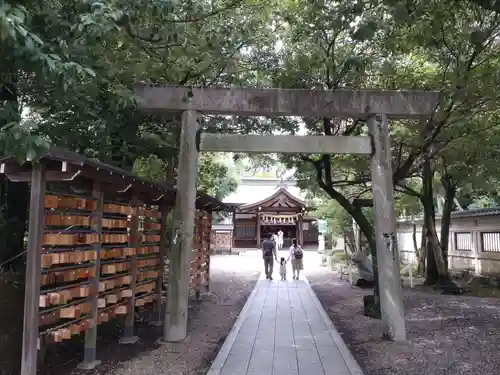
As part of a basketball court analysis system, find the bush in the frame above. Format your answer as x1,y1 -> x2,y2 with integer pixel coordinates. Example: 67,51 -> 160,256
333,251 -> 347,261
400,263 -> 418,276
325,250 -> 347,263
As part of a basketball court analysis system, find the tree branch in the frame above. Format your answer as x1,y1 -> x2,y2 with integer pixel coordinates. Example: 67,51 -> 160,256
396,182 -> 422,198
341,118 -> 365,136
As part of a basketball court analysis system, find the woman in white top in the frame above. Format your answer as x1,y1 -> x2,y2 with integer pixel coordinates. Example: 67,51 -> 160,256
287,238 -> 304,280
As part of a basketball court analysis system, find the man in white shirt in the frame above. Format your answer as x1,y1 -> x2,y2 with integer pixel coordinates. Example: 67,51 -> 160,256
277,229 -> 284,250
272,232 -> 279,247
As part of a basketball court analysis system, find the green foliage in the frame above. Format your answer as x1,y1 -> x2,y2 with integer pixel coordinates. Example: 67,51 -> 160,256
133,155 -> 166,182
467,195 -> 499,209
133,153 -> 238,200
333,251 -> 347,262
2,0 -> 500,275
400,262 -> 418,277
0,1 -> 98,160
1,0 -> 272,271
198,153 -> 238,200
313,198 -> 351,237
268,0 -> 500,248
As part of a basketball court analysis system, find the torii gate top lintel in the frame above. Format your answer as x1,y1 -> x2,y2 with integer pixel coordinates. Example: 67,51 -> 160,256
134,84 -> 440,119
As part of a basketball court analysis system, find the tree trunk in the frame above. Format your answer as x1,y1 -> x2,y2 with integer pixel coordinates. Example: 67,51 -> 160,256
421,159 -> 453,287
0,79 -> 29,273
326,189 -> 381,319
412,222 -> 418,253
417,223 -> 426,275
0,180 -> 30,274
165,155 -> 178,182
423,219 -> 439,285
440,174 -> 456,271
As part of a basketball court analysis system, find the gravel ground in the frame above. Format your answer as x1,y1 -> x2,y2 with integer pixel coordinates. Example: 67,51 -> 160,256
306,264 -> 500,375
46,252 -> 261,375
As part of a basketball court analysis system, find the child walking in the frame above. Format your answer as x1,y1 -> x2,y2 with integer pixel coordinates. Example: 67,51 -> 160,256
279,257 -> 287,280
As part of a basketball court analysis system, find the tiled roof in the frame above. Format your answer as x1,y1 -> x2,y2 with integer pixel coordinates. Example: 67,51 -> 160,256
0,148 -> 231,211
398,207 -> 500,223
451,207 -> 500,218
223,180 -> 306,205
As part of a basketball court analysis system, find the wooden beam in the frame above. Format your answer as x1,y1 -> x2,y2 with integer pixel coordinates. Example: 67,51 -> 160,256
78,182 -> 103,370
0,162 -> 31,174
4,170 -> 82,182
298,215 -> 304,246
256,212 -> 261,247
119,195 -> 139,345
20,164 -> 45,375
200,134 -> 372,154
149,204 -> 169,327
134,85 -> 440,118
204,211 -> 212,293
241,207 -> 305,213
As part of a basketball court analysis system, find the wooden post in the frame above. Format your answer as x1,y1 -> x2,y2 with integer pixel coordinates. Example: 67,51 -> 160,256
295,219 -> 299,246
231,208 -> 236,252
20,164 -> 46,375
119,196 -> 139,344
204,211 -> 212,294
473,231 -> 482,275
149,205 -> 169,326
368,114 -> 406,341
256,212 -> 261,248
298,215 -> 304,247
163,109 -> 199,342
193,211 -> 202,300
229,230 -> 233,253
77,182 -> 103,369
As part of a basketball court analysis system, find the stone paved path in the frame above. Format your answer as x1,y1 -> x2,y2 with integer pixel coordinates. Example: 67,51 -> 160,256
207,275 -> 364,375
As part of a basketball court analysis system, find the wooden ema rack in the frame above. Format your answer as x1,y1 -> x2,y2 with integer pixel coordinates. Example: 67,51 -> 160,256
190,211 -> 212,297
200,212 -> 212,288
135,207 -> 163,317
39,193 -> 164,345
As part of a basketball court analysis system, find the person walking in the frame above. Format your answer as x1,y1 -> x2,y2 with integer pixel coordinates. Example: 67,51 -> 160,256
287,238 -> 304,280
277,229 -> 284,250
262,233 -> 277,280
279,257 -> 287,280
272,232 -> 279,247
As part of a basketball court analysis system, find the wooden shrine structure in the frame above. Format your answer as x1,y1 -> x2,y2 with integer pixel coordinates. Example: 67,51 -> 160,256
0,148 -> 229,375
232,187 -> 316,248
134,84 -> 441,345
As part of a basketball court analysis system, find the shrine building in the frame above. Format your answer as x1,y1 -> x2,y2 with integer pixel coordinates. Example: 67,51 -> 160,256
212,165 -> 319,251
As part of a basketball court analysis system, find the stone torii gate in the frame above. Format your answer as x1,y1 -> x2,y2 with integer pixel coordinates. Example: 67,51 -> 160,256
134,85 -> 439,343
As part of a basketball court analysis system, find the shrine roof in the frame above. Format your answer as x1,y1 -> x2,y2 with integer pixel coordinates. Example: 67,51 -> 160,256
0,148 -> 231,211
223,182 -> 306,206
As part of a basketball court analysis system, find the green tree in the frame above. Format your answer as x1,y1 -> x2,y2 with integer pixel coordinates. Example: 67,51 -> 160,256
134,153 -> 238,200
0,0 -> 271,269
266,0 -> 500,290
313,197 -> 351,238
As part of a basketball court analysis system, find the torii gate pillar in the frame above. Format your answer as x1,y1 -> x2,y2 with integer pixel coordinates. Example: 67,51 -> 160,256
369,114 -> 406,341
163,109 -> 199,342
